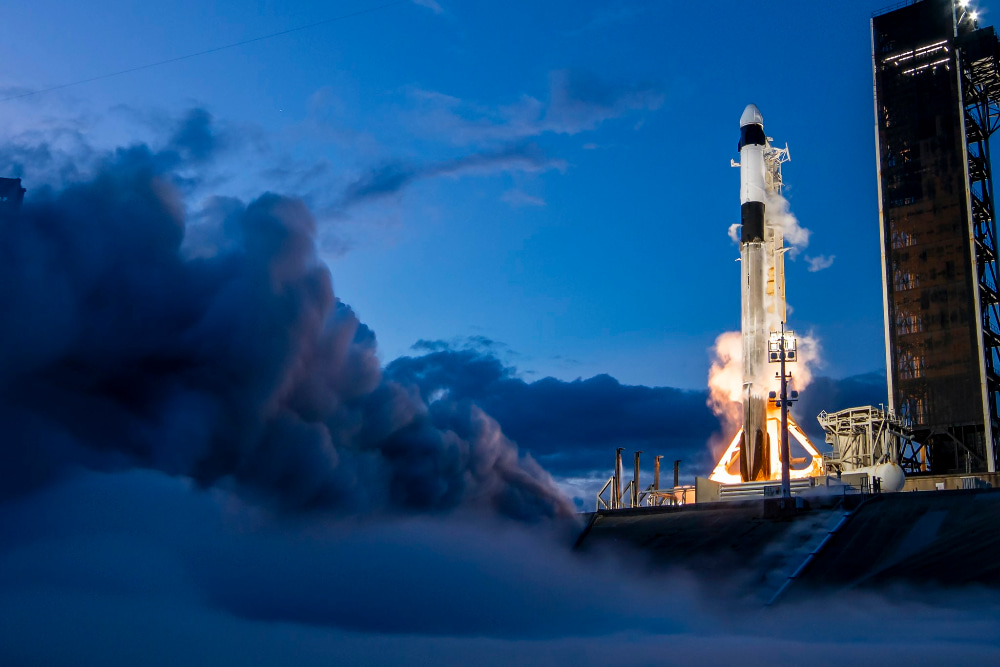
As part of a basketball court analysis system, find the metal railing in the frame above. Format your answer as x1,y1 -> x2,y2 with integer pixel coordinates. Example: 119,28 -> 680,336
872,0 -> 920,19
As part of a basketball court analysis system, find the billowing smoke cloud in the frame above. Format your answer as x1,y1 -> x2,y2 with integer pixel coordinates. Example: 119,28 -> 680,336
707,331 -> 744,452
0,127 -> 571,520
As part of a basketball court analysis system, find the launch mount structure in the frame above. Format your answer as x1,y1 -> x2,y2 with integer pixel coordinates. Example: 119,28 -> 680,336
818,405 -> 927,474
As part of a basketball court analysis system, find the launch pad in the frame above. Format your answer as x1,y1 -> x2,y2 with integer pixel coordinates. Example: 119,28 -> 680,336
579,484 -> 1000,603
708,412 -> 823,485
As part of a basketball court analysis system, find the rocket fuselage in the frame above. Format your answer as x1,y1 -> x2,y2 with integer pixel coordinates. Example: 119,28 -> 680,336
738,104 -> 770,482
707,113 -> 818,486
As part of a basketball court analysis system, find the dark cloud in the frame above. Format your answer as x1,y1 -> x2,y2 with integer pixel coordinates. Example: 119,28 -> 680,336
0,127 -> 97,185
166,108 -> 222,164
0,131 -> 570,521
465,334 -> 505,351
411,339 -> 451,352
339,143 -> 563,209
412,335 -> 506,354
386,347 -> 719,477
0,107 -> 228,191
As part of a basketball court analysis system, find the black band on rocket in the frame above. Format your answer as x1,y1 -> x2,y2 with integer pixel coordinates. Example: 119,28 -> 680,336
738,124 -> 766,150
741,201 -> 764,243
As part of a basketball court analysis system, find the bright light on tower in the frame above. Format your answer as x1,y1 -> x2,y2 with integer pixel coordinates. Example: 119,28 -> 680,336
960,0 -> 971,8
972,10 -> 980,19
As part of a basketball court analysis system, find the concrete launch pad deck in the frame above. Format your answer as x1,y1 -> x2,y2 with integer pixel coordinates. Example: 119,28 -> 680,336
576,488 -> 1000,601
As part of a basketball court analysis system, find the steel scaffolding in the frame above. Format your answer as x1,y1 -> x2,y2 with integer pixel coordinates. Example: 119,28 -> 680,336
958,26 -> 1000,471
818,405 -> 926,474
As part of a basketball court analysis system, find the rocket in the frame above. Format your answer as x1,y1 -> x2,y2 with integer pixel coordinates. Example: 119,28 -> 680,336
738,104 -> 770,482
707,105 -> 825,486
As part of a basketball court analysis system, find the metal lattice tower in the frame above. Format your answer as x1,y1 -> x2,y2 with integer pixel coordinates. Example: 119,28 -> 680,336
958,25 -> 1000,471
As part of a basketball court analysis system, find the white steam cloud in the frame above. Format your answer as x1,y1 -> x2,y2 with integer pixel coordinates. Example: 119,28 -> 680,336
727,192 -> 813,258
766,191 -> 810,256
728,222 -> 741,244
806,254 -> 835,272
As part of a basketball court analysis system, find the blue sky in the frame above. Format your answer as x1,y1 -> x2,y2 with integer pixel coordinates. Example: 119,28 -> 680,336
0,0 -> 889,389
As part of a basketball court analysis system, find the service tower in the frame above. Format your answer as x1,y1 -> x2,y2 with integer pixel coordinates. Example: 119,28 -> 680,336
873,0 -> 1000,473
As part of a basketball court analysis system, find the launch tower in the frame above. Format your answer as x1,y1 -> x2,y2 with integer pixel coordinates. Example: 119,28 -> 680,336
872,0 -> 1000,473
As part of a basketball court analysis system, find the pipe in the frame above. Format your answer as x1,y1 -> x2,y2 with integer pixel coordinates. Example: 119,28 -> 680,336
673,459 -> 681,488
633,451 -> 642,508
780,327 -> 791,499
654,455 -> 663,490
614,447 -> 623,509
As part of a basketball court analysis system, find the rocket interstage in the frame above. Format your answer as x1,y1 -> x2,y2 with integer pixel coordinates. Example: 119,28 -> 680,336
708,104 -> 823,485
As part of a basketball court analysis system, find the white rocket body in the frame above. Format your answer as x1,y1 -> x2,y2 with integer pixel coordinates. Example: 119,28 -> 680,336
738,104 -> 770,482
708,116 -> 824,486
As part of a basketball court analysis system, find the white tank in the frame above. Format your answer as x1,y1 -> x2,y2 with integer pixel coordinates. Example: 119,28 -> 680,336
873,463 -> 906,492
849,463 -> 906,493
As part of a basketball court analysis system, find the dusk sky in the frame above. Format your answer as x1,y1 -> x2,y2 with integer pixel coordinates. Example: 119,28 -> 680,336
4,2 -> 999,664
1,0 -> 886,388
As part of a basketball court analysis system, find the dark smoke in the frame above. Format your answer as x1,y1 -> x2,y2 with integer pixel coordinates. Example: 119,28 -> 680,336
0,125 -> 571,520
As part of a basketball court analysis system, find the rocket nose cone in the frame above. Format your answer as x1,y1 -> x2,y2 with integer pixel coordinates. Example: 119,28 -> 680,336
740,104 -> 763,127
